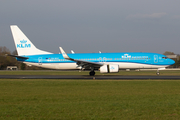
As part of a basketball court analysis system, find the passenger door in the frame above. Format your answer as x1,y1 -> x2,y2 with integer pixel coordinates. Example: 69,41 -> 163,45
154,55 -> 158,63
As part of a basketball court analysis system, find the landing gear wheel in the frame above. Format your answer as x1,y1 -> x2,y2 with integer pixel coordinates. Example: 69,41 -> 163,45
156,72 -> 160,75
89,71 -> 95,76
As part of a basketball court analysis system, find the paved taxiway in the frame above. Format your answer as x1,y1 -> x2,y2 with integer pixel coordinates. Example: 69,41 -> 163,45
0,75 -> 180,79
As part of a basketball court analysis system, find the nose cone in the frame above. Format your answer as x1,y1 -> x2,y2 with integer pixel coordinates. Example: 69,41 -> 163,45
169,59 -> 175,65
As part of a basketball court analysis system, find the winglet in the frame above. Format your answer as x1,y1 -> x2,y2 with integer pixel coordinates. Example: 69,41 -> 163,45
71,50 -> 75,54
59,47 -> 70,59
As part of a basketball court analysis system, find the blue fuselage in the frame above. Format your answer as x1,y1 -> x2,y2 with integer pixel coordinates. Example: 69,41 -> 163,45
17,52 -> 175,70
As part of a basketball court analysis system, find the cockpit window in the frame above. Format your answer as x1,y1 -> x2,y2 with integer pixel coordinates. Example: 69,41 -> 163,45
162,57 -> 168,59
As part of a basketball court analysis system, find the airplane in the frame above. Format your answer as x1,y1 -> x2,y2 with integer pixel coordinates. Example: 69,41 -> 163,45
8,25 -> 175,76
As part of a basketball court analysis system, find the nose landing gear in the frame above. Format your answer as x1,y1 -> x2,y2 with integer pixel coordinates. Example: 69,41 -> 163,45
156,72 -> 160,75
156,69 -> 160,75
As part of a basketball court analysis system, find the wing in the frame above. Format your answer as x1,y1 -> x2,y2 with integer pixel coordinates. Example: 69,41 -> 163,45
59,47 -> 103,69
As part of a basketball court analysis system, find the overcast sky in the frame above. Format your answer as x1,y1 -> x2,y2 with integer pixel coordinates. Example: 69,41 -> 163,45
1,0 -> 180,54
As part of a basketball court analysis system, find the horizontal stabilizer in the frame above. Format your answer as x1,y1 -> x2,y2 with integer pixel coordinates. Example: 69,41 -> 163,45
6,54 -> 29,59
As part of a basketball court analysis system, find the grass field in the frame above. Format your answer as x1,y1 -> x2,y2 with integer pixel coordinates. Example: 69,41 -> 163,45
0,70 -> 180,76
1,79 -> 180,119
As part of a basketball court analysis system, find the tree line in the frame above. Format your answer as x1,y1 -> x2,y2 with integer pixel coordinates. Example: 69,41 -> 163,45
0,46 -> 180,70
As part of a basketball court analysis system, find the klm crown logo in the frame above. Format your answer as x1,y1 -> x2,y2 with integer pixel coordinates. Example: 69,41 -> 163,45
122,54 -> 131,58
20,40 -> 27,44
17,39 -> 31,48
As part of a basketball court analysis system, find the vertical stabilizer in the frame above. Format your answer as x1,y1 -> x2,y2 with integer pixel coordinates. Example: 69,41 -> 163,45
10,25 -> 52,56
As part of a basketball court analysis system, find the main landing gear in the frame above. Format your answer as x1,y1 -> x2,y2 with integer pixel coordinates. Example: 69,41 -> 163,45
89,67 -> 95,76
89,71 -> 95,76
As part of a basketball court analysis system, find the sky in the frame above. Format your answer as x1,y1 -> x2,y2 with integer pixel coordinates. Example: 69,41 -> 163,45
0,0 -> 180,54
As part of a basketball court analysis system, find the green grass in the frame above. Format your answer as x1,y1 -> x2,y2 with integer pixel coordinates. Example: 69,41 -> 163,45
0,70 -> 180,75
0,79 -> 180,119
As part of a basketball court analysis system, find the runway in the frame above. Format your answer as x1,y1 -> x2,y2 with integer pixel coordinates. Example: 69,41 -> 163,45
0,75 -> 180,79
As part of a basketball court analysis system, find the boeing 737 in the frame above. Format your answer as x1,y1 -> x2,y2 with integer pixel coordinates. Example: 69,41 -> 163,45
8,25 -> 175,76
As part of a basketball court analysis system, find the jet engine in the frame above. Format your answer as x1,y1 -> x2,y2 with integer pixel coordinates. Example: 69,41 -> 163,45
100,64 -> 119,73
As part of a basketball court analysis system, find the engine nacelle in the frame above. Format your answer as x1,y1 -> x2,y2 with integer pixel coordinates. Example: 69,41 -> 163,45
100,64 -> 119,73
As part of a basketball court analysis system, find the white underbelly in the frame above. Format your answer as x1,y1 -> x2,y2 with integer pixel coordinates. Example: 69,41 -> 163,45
105,62 -> 168,69
24,62 -> 79,70
24,62 -> 168,70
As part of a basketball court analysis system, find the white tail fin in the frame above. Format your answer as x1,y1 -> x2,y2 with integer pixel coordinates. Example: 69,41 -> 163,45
10,25 -> 52,56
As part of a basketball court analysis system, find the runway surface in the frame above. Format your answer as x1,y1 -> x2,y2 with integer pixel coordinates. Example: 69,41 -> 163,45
0,75 -> 180,79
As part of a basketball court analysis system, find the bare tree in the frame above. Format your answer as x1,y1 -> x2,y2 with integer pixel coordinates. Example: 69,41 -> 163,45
163,51 -> 175,55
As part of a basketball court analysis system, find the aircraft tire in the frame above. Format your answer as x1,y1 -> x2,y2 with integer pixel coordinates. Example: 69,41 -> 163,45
156,72 -> 160,75
89,71 -> 95,76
